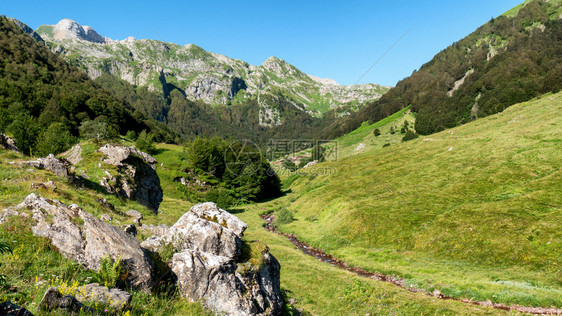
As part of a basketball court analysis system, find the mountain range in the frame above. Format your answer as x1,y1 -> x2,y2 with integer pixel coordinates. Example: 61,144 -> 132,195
35,19 -> 389,118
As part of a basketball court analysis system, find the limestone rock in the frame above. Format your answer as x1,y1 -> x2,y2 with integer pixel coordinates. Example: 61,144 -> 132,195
98,144 -> 162,212
61,144 -> 82,165
74,283 -> 132,310
22,154 -> 68,178
1,194 -> 155,291
172,249 -> 282,316
50,19 -> 108,43
39,287 -> 91,315
142,202 -> 282,315
0,133 -> 19,152
140,202 -> 246,259
7,18 -> 43,42
81,210 -> 154,291
0,302 -> 34,316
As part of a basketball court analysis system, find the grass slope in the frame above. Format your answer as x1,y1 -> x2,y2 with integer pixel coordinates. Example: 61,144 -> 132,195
266,92 -> 562,308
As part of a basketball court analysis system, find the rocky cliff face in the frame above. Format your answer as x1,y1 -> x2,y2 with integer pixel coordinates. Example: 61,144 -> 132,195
35,19 -> 390,116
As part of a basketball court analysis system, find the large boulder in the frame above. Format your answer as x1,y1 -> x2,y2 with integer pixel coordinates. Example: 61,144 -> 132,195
0,194 -> 154,291
172,250 -> 282,316
97,144 -> 162,212
141,202 -> 248,259
141,202 -> 282,315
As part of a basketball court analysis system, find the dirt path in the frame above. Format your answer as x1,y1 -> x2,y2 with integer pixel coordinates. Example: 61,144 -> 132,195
261,213 -> 562,315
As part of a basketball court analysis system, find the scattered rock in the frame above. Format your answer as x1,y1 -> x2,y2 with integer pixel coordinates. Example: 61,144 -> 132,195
0,133 -> 19,152
1,194 -> 155,291
74,283 -> 132,310
98,144 -> 162,212
126,209 -> 143,220
39,287 -> 92,315
303,160 -> 318,169
123,224 -> 137,236
100,214 -> 112,222
355,143 -> 366,151
61,144 -> 82,165
30,180 -> 57,191
0,301 -> 34,316
22,154 -> 68,178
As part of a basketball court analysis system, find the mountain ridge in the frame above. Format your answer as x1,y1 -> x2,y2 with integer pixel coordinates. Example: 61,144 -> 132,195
35,18 -> 390,116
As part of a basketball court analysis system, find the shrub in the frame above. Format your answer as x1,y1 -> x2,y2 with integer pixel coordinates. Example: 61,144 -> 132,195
389,126 -> 396,134
275,207 -> 294,225
204,187 -> 238,209
125,130 -> 138,141
373,128 -> 381,137
383,143 -> 391,147
35,122 -> 77,156
402,130 -> 419,142
282,159 -> 297,171
79,119 -> 116,141
136,130 -> 156,154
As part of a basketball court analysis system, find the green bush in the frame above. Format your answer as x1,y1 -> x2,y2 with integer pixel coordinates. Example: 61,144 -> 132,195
125,130 -> 138,141
35,122 -> 77,156
402,130 -> 419,142
275,207 -> 294,225
373,128 -> 381,137
204,187 -> 238,209
136,130 -> 156,154
79,119 -> 116,141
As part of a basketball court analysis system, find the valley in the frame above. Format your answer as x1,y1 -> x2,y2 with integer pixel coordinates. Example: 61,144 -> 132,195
0,0 -> 561,315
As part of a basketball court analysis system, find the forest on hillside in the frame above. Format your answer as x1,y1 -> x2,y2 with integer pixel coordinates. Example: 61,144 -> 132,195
325,0 -> 562,137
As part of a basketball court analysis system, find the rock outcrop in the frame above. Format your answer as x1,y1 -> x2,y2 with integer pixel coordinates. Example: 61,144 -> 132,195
22,154 -> 68,178
0,194 -> 155,291
48,19 -> 109,43
60,144 -> 82,165
7,18 -> 44,42
97,144 -> 163,212
0,133 -> 19,152
141,202 -> 282,316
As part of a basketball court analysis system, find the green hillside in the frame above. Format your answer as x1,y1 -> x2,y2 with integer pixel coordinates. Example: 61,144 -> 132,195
263,92 -> 562,308
325,0 -> 562,140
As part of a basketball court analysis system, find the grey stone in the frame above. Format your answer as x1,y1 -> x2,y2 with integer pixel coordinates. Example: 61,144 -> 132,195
61,144 -> 82,165
39,287 -> 92,315
22,154 -> 68,178
0,301 -> 34,316
172,250 -> 282,316
74,283 -> 132,310
0,133 -> 19,152
140,202 -> 245,259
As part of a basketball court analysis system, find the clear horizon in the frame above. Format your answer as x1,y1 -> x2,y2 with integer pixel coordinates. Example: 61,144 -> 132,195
3,0 -> 522,86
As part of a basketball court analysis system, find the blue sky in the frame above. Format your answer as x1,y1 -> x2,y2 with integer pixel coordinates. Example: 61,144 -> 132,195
3,0 -> 522,86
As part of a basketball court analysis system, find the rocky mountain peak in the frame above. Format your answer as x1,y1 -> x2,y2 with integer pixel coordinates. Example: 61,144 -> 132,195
43,18 -> 109,43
